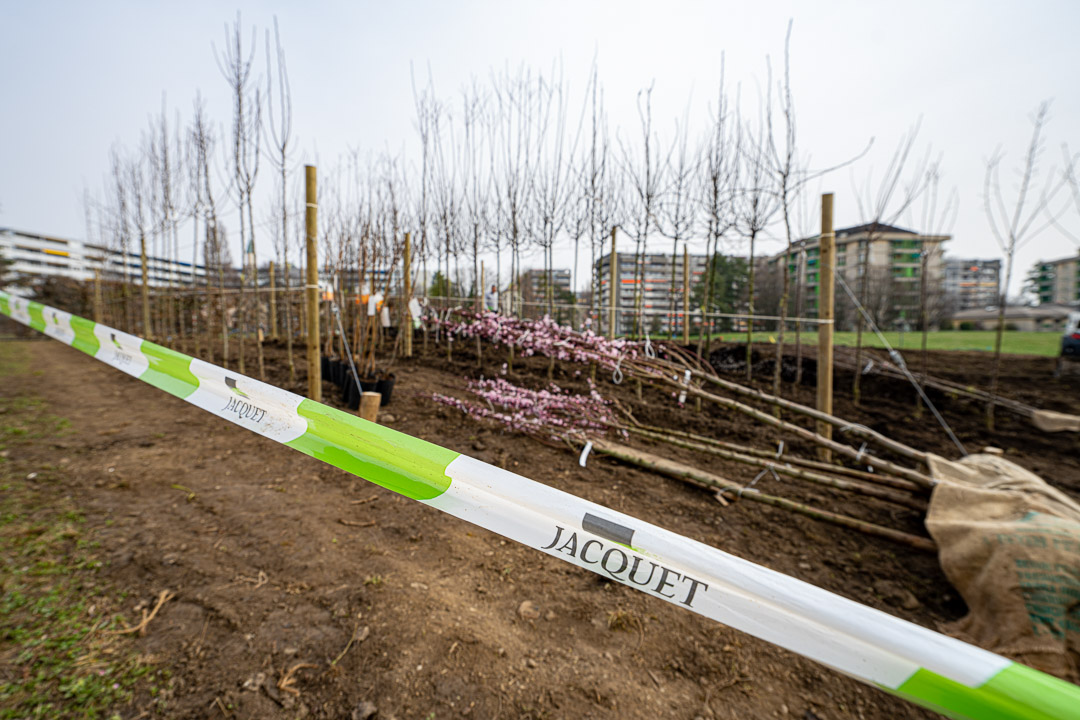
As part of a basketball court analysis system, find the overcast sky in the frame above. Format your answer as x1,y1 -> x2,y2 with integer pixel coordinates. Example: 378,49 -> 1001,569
2,0 -> 1078,294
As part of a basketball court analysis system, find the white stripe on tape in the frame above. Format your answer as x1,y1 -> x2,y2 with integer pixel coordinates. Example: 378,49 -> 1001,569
93,325 -> 150,378
429,456 -> 1008,689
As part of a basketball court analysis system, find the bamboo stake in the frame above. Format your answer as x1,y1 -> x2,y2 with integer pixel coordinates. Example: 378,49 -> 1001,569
93,269 -> 103,323
139,229 -> 151,338
478,260 -> 484,367
403,232 -> 413,358
305,165 -> 321,402
627,427 -> 927,510
677,381 -> 935,488
682,243 -> 690,345
688,369 -> 929,468
608,226 -> 617,340
818,193 -> 835,461
627,421 -> 922,492
591,439 -> 936,552
269,260 -> 278,340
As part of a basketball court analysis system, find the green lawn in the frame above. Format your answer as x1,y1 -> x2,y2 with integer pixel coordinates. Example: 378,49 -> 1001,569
698,330 -> 1061,357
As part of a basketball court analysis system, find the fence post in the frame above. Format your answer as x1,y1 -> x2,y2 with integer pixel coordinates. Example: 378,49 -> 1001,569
817,193 -> 835,461
305,165 -> 321,402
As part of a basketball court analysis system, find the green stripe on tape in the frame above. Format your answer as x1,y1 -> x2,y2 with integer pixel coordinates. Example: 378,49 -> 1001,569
27,301 -> 46,332
287,399 -> 455,501
892,661 -> 1078,720
69,316 -> 100,356
139,341 -> 198,399
0,293 -> 9,316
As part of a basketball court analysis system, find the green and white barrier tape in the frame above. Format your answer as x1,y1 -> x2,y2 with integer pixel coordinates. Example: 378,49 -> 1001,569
2,289 -> 1077,720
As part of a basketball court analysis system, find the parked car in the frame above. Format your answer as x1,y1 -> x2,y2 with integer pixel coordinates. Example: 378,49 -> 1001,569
1055,311 -> 1080,376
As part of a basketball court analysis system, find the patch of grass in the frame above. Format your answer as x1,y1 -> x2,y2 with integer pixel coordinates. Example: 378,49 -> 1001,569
0,342 -> 30,377
363,575 -> 384,587
606,608 -> 638,631
0,387 -> 164,718
693,330 -> 1062,357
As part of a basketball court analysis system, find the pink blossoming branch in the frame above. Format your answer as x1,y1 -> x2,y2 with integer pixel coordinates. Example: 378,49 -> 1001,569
430,377 -> 625,444
431,311 -> 645,368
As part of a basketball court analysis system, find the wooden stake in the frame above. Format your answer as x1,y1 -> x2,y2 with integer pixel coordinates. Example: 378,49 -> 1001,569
93,269 -> 103,324
817,193 -> 835,461
682,243 -> 690,345
403,232 -> 413,358
478,260 -> 484,367
139,229 -> 151,338
269,260 -> 278,340
305,165 -> 321,402
608,226 -> 617,340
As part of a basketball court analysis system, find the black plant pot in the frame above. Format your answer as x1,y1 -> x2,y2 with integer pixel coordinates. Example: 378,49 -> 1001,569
343,374 -> 361,410
321,356 -> 330,379
375,373 -> 396,407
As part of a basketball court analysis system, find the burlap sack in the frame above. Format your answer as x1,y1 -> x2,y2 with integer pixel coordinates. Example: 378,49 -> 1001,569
926,453 -> 1080,681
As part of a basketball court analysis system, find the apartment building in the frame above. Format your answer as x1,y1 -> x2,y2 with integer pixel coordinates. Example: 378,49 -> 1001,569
1,228 -> 207,287
943,258 -> 1001,310
765,223 -> 948,328
1030,256 -> 1080,305
520,268 -> 572,305
594,252 -> 709,334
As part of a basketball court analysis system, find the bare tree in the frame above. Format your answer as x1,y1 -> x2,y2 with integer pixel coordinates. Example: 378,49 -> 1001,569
109,148 -> 135,331
699,65 -> 738,359
912,159 -> 957,415
412,67 -> 440,353
733,99 -> 781,381
431,96 -> 460,360
658,111 -> 698,340
581,64 -> 620,334
461,80 -> 490,312
190,94 -> 230,367
532,63 -> 583,324
763,23 -> 870,397
127,149 -> 152,339
491,65 -> 541,320
983,101 -> 1063,429
461,81 -> 491,362
215,13 -> 263,377
849,123 -> 929,404
764,24 -> 803,397
618,84 -> 669,337
265,16 -> 296,380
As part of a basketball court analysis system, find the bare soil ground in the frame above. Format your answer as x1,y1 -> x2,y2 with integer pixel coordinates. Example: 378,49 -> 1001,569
2,319 -> 1079,719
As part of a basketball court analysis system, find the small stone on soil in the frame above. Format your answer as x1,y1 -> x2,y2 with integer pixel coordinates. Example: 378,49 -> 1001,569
352,701 -> 377,720
518,600 -> 541,620
872,579 -> 921,610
